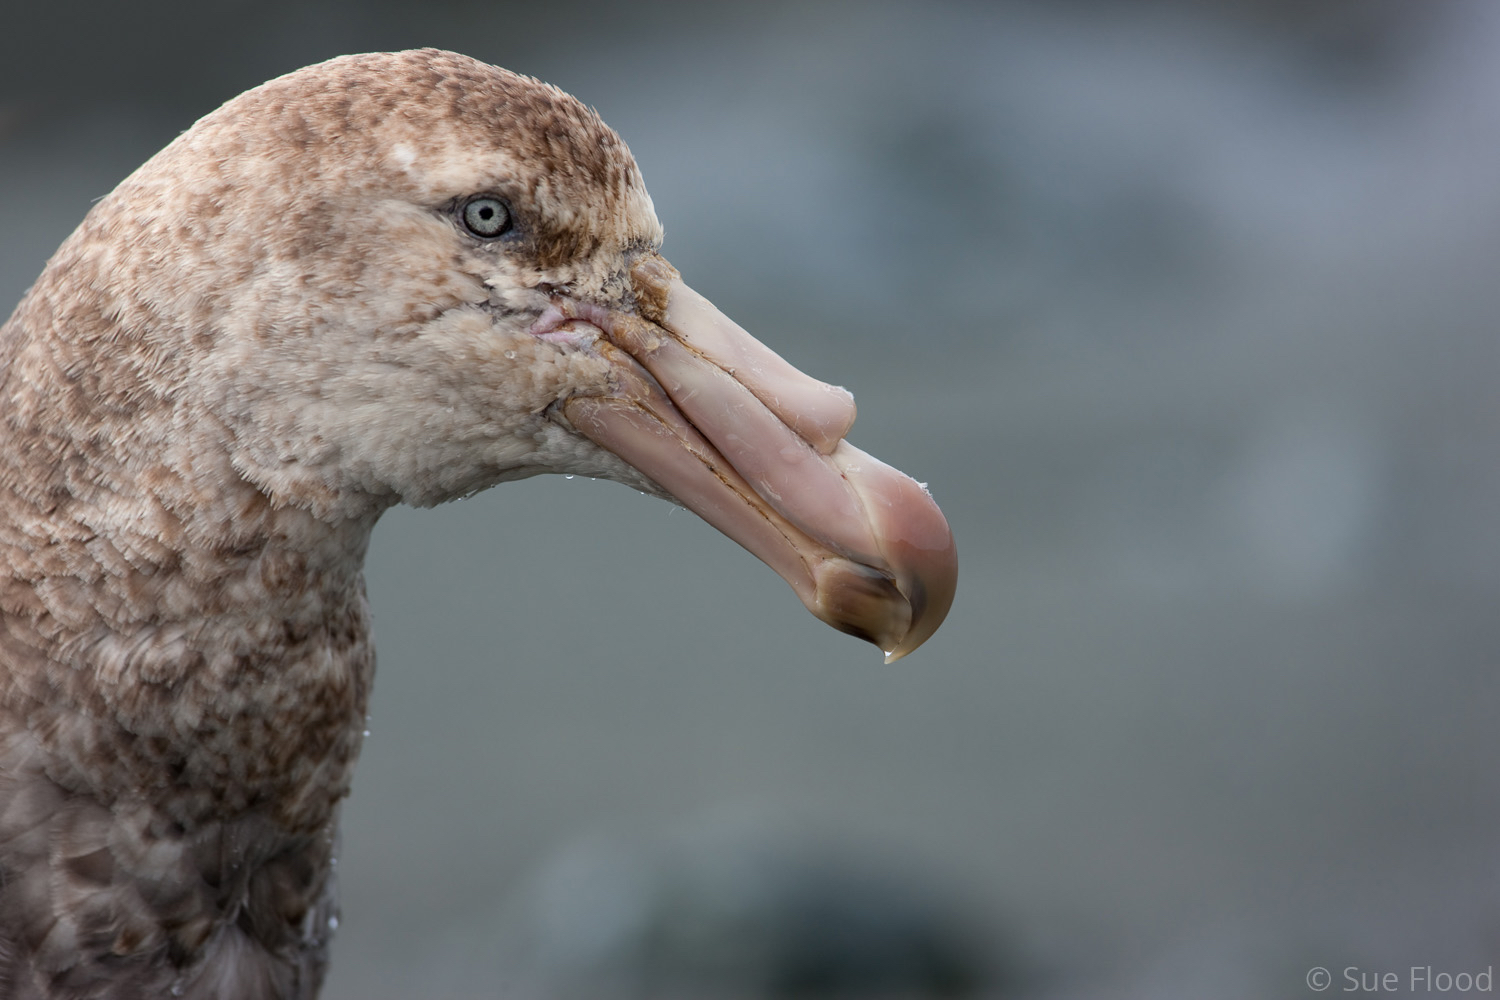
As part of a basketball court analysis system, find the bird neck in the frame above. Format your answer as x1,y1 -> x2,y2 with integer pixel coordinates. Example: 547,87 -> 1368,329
0,308 -> 381,835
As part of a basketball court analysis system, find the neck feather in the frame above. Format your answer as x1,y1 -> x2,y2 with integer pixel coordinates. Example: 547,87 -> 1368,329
0,298 -> 380,833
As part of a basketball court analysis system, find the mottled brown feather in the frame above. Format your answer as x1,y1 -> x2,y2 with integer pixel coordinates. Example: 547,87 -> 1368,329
0,49 -> 663,998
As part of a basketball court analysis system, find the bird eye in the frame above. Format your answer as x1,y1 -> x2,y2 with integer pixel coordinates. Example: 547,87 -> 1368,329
461,196 -> 511,238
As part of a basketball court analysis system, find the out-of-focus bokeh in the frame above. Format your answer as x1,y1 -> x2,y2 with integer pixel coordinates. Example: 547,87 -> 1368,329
5,1 -> 1499,996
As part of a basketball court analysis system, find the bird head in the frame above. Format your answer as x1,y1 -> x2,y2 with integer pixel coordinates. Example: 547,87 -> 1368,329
58,49 -> 955,660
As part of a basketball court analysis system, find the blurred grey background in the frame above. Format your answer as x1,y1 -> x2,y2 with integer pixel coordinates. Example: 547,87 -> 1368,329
4,1 -> 1499,997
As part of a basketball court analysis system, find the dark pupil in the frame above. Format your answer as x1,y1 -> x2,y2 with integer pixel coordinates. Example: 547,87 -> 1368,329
477,206 -> 494,220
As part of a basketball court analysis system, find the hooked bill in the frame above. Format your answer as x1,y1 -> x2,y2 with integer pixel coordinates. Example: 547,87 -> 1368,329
562,258 -> 957,661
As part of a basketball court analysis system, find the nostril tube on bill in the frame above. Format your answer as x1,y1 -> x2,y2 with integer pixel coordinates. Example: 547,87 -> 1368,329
654,273 -> 857,454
